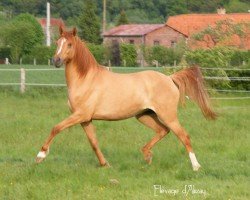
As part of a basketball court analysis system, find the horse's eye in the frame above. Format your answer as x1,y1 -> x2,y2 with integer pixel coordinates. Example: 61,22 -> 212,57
68,43 -> 72,48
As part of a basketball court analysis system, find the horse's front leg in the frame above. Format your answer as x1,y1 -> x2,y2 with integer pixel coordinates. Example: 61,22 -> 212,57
81,122 -> 109,167
36,112 -> 89,163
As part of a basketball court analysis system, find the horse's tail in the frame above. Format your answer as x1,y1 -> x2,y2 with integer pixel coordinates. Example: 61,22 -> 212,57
170,66 -> 217,120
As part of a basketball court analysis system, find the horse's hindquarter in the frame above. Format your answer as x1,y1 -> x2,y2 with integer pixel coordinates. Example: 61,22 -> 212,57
92,70 -> 179,120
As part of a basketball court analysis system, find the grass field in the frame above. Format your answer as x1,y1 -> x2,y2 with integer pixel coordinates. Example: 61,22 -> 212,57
0,89 -> 249,200
0,65 -> 249,199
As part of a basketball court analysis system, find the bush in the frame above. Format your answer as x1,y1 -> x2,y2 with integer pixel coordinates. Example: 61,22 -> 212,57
230,50 -> 250,66
22,45 -> 56,65
120,43 -> 137,67
88,43 -> 109,65
0,47 -> 11,60
185,47 -> 250,90
144,44 -> 185,66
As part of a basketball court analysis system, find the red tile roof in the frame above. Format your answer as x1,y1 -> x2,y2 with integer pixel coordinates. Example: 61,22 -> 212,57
103,24 -> 165,36
37,18 -> 65,28
166,13 -> 250,49
166,13 -> 250,36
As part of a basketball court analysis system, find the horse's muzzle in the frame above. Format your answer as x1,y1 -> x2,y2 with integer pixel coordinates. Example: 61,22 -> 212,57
53,57 -> 63,68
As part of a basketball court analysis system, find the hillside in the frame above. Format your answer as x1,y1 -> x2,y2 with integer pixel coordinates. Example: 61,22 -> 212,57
0,0 -> 249,25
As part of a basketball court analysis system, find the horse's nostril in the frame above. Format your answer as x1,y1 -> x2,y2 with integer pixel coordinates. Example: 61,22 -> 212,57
53,57 -> 60,64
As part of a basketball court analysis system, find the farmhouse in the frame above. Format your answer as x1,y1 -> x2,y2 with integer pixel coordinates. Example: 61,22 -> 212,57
103,24 -> 187,47
103,10 -> 250,50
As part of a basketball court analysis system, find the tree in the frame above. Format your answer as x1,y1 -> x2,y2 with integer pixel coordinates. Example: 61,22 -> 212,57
1,21 -> 37,62
0,13 -> 44,63
13,13 -> 44,45
78,0 -> 102,44
116,10 -> 129,26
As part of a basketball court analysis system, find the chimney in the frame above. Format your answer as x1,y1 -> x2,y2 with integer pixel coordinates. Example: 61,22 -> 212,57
217,7 -> 226,14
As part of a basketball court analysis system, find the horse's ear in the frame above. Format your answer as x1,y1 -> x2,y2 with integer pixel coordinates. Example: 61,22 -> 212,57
59,25 -> 64,36
72,27 -> 77,36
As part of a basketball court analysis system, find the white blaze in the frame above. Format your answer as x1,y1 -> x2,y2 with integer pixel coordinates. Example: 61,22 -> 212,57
56,38 -> 67,55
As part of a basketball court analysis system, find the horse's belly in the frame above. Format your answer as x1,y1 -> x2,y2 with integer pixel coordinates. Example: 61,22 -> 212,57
92,101 -> 144,121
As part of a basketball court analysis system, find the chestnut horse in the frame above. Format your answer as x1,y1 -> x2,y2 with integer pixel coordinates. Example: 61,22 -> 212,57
36,27 -> 217,171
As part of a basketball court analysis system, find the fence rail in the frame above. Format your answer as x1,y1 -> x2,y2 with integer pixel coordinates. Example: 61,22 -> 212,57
0,67 -> 249,99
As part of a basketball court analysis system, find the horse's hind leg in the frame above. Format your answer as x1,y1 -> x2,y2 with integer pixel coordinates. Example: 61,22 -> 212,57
155,108 -> 201,171
81,122 -> 109,167
136,111 -> 170,164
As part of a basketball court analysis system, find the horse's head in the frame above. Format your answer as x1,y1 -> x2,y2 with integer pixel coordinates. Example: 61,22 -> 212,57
53,26 -> 77,68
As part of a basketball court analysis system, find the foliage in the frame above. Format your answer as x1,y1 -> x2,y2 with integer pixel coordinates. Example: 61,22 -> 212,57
185,47 -> 250,89
1,22 -> 37,63
120,43 -> 137,67
144,43 -> 186,66
192,19 -> 250,48
225,0 -> 250,12
2,0 -> 249,25
13,13 -> 44,46
78,0 -> 102,44
88,43 -> 110,65
116,10 -> 129,26
22,45 -> 56,65
0,13 -> 44,63
0,47 -> 11,59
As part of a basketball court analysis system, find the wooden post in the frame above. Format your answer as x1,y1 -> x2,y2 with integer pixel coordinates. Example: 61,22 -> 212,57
108,60 -> 111,67
48,59 -> 51,66
20,68 -> 25,93
20,58 -> 22,65
34,58 -> 36,66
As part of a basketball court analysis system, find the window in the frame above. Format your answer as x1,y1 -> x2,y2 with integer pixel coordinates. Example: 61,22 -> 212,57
112,39 -> 118,45
154,40 -> 160,45
171,40 -> 176,47
129,40 -> 134,44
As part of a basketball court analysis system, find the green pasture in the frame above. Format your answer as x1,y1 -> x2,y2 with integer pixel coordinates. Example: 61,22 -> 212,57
0,89 -> 249,200
0,65 -> 249,199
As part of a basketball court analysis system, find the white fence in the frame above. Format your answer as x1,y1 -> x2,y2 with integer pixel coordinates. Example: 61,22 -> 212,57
0,67 -> 249,99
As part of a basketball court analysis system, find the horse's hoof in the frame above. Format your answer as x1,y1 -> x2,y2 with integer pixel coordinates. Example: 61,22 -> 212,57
192,163 -> 201,171
145,155 -> 152,165
101,161 -> 111,168
35,149 -> 49,164
141,149 -> 153,164
36,156 -> 45,164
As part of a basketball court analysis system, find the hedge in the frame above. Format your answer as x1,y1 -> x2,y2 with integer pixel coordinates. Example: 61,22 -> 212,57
22,45 -> 56,65
0,47 -> 11,60
120,43 -> 137,67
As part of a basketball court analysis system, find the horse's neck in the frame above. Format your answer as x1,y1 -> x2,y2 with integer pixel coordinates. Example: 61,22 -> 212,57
65,39 -> 100,93
64,61 -> 98,91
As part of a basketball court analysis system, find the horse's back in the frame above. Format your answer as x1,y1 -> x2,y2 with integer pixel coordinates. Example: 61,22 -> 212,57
91,71 -> 179,120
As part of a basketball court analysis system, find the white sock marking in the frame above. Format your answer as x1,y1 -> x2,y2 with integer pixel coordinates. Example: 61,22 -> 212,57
37,151 -> 46,158
189,152 -> 201,171
56,38 -> 66,55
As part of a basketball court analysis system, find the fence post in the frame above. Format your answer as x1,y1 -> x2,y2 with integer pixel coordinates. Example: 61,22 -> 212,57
48,59 -> 51,66
20,68 -> 25,93
123,59 -> 126,67
108,60 -> 111,67
34,58 -> 36,66
20,58 -> 22,65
